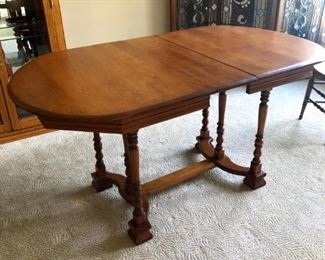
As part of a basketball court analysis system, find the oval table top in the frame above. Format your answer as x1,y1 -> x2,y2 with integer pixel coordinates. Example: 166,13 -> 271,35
159,26 -> 325,79
8,26 -> 325,128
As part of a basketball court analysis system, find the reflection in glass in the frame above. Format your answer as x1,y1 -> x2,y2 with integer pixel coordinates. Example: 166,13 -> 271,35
0,0 -> 50,119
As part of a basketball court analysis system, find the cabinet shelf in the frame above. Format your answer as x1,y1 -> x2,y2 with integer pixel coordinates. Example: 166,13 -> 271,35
0,33 -> 48,41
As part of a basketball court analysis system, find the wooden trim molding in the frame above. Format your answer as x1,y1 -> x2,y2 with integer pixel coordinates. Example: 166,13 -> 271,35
0,126 -> 52,144
170,0 -> 177,31
265,0 -> 281,30
275,0 -> 286,31
43,0 -> 67,51
0,85 -> 11,133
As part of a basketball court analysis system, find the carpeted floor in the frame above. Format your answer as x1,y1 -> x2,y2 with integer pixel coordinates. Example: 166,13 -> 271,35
0,81 -> 324,260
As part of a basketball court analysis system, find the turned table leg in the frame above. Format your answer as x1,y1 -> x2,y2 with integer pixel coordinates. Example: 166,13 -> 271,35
126,131 -> 153,245
195,107 -> 213,151
244,90 -> 270,189
215,91 -> 226,160
91,132 -> 113,192
123,134 -> 131,194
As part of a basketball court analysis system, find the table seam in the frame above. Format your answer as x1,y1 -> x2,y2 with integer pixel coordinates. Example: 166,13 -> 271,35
154,35 -> 258,81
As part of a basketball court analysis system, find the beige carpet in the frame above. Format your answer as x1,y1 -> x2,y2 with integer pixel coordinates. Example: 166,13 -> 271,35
0,81 -> 324,260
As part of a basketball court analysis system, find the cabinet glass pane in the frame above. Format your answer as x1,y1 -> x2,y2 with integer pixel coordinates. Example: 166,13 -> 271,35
0,0 -> 50,119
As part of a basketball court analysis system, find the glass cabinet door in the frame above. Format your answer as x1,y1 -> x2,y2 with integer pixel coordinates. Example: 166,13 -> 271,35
0,0 -> 65,130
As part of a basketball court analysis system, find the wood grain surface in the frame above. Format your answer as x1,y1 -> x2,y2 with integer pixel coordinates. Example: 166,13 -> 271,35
8,26 -> 325,130
158,25 -> 325,79
8,34 -> 253,124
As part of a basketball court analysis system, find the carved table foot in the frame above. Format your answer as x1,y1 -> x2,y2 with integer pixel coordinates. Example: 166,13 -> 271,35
128,221 -> 153,245
195,137 -> 213,153
243,170 -> 266,189
91,172 -> 113,192
128,205 -> 153,245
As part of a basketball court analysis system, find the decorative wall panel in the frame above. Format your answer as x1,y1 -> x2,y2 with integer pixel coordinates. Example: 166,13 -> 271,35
281,0 -> 325,42
254,0 -> 268,28
175,0 -> 273,30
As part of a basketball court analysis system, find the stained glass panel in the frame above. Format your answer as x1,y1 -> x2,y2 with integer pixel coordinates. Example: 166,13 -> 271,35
281,0 -> 325,42
175,0 -> 272,30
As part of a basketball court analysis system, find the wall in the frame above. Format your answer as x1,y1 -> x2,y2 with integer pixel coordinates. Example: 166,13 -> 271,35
59,0 -> 170,49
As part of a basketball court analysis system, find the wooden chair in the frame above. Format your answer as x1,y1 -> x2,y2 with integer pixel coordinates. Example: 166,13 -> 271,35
299,62 -> 325,119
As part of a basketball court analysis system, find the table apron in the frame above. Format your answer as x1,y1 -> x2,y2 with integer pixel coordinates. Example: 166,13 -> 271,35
247,66 -> 313,94
39,95 -> 211,134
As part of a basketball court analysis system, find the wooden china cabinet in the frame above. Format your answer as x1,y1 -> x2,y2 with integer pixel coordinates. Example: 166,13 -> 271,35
0,0 -> 65,144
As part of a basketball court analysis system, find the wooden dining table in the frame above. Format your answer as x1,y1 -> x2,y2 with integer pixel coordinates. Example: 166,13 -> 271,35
8,26 -> 325,245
